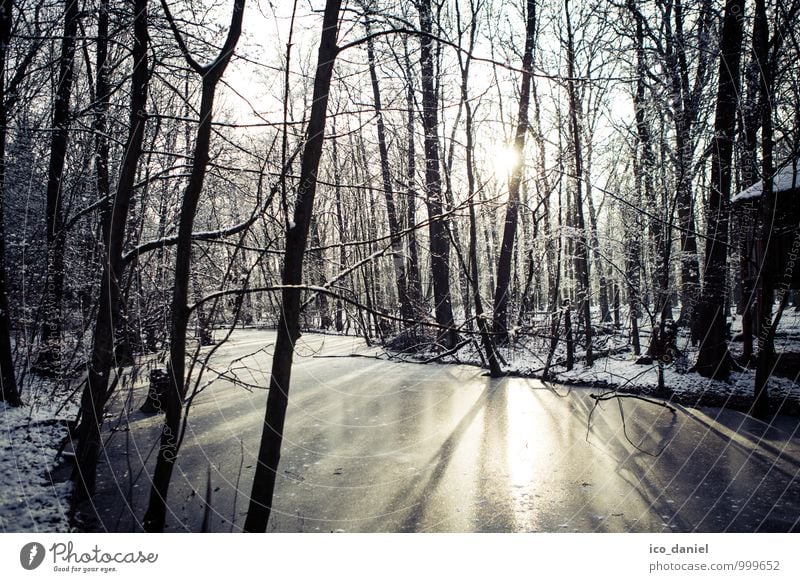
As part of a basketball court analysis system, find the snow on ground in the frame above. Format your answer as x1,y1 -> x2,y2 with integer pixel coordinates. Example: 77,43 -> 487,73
0,380 -> 75,533
550,353 -> 800,411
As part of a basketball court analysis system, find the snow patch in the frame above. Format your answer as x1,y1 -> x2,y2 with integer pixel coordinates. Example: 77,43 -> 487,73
0,388 -> 76,532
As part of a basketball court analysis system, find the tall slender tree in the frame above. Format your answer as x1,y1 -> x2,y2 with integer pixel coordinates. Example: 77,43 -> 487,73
143,0 -> 245,532
72,0 -> 150,503
492,0 -> 536,343
564,0 -> 592,364
0,0 -> 21,405
363,14 -> 413,326
33,0 -> 80,375
244,0 -> 341,533
696,0 -> 744,379
417,0 -> 458,348
752,0 -> 775,418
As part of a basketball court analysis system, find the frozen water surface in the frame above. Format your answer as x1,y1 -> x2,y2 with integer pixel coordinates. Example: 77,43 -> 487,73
79,330 -> 800,533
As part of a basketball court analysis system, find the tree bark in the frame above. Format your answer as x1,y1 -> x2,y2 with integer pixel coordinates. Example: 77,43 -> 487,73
737,0 -> 768,363
492,0 -> 536,342
331,133 -> 347,332
363,21 -> 413,326
664,0 -> 712,338
33,0 -> 80,375
752,0 -> 774,419
403,39 -> 424,317
456,0 -> 501,376
564,0 -> 592,364
0,0 -> 21,405
417,0 -> 457,348
628,0 -> 671,343
71,0 -> 149,503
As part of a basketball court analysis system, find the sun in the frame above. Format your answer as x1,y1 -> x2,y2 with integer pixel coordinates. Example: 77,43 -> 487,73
491,144 -> 522,180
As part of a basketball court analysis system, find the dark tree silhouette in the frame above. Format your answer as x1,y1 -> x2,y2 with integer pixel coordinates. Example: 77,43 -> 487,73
696,0 -> 744,379
143,0 -> 245,533
72,0 -> 150,503
244,0 -> 342,533
492,0 -> 536,343
0,0 -> 21,405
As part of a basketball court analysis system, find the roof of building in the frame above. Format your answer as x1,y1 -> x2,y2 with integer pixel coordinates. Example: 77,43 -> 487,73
732,159 -> 800,202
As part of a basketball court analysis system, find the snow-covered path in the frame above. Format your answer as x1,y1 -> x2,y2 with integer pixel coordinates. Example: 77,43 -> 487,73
78,330 -> 800,533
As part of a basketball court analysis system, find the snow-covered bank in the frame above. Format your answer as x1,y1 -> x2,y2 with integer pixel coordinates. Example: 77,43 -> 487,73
544,356 -> 800,414
391,308 -> 800,415
0,392 -> 74,532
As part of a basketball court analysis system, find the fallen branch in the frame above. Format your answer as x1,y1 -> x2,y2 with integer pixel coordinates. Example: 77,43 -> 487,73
586,390 -> 676,457
589,391 -> 676,412
419,338 -> 472,364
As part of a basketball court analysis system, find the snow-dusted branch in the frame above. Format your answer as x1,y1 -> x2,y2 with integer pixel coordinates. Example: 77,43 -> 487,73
121,147 -> 299,265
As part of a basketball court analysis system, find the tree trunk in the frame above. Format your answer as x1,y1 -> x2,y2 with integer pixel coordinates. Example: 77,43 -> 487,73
584,160 -> 610,324
402,38 -> 424,319
492,0 -> 536,342
71,0 -> 149,503
417,0 -> 457,348
696,0 -> 744,379
665,0 -> 712,339
144,0 -> 245,533
244,0 -> 340,532
751,0 -> 774,419
456,0 -> 500,376
564,0 -> 592,365
331,133 -> 347,333
737,0 -> 767,363
364,22 -> 413,326
33,0 -> 80,376
0,0 -> 21,405
628,0 -> 671,346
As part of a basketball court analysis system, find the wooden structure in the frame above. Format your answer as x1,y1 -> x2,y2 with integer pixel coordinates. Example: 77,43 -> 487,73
733,159 -> 800,290
732,159 -> 800,358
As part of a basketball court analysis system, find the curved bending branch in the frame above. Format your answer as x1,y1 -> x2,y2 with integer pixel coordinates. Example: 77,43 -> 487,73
587,391 -> 676,458
159,0 -> 204,74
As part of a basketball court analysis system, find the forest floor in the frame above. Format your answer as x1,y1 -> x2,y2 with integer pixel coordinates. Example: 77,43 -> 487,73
0,391 -> 74,532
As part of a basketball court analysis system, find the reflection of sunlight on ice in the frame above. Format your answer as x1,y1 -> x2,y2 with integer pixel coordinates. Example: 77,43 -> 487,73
505,382 -> 552,530
444,405 -> 484,531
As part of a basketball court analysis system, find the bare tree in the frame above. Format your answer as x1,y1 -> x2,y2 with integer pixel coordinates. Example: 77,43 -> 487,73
71,0 -> 150,503
455,0 -> 501,375
244,0 -> 341,533
33,0 -> 80,375
695,0 -> 744,379
362,12 -> 414,327
416,0 -> 458,348
564,0 -> 592,364
492,0 -> 536,343
143,0 -> 245,533
752,0 -> 776,418
0,0 -> 21,405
